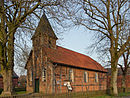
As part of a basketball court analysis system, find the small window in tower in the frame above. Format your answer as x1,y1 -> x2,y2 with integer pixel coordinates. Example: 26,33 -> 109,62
42,68 -> 46,82
48,40 -> 51,48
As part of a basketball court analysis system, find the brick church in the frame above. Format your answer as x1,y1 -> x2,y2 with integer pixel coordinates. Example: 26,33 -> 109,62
25,13 -> 107,94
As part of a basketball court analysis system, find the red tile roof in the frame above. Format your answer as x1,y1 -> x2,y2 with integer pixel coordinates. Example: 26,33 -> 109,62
43,46 -> 107,72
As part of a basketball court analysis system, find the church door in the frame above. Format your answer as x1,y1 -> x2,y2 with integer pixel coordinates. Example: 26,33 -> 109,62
35,79 -> 39,93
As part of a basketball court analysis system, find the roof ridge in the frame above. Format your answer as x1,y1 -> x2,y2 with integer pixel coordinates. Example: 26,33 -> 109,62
57,45 -> 89,57
57,45 -> 102,65
56,46 -> 106,72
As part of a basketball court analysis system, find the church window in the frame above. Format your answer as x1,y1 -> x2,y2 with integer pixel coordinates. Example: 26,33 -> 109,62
42,68 -> 46,82
69,69 -> 74,82
95,73 -> 98,82
84,72 -> 89,83
48,40 -> 51,48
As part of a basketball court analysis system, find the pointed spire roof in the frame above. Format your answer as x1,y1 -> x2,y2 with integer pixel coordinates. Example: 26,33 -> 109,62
32,13 -> 58,40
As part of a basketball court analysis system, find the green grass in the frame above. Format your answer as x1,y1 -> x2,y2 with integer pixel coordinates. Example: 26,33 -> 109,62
0,90 -> 130,98
91,92 -> 130,98
32,91 -> 130,98
118,92 -> 130,97
33,92 -> 105,98
15,91 -> 26,94
41,91 -> 130,98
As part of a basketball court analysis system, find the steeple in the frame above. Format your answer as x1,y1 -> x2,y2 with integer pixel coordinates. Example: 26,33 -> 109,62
32,13 -> 58,49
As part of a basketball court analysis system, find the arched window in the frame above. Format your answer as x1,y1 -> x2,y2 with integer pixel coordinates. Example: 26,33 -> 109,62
69,69 -> 74,82
95,73 -> 98,82
84,72 -> 89,83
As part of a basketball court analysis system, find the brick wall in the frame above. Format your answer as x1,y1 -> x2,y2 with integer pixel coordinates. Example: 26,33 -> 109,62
26,57 -> 107,94
53,65 -> 107,93
13,78 -> 18,87
107,75 -> 130,89
0,77 -> 18,89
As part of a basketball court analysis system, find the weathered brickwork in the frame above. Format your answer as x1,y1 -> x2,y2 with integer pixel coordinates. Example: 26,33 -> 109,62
53,65 -> 107,93
26,58 -> 107,94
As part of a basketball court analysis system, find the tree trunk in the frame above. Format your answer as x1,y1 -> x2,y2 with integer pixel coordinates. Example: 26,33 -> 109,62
1,25 -> 15,95
111,64 -> 118,96
109,42 -> 119,96
122,74 -> 126,92
1,69 -> 13,95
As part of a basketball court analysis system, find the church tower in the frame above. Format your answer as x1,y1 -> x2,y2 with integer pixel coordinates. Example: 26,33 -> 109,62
32,13 -> 58,52
30,13 -> 58,93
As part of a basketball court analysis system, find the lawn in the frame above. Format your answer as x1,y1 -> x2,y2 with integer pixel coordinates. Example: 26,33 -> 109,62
0,91 -> 130,98
118,92 -> 130,97
15,91 -> 26,94
29,91 -> 130,98
91,92 -> 130,98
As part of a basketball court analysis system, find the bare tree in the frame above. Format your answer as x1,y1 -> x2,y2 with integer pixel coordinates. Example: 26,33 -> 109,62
0,0 -> 64,95
14,14 -> 38,76
14,42 -> 31,75
53,0 -> 130,96
95,32 -> 129,93
118,48 -> 129,92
